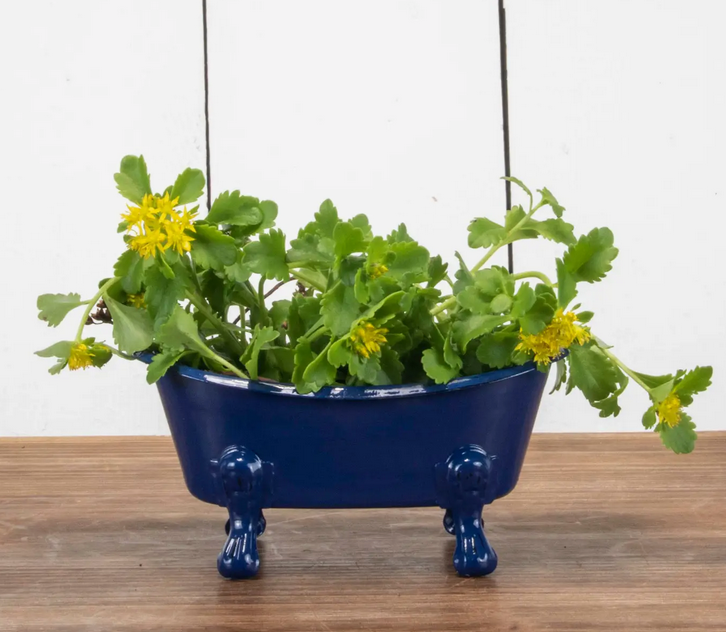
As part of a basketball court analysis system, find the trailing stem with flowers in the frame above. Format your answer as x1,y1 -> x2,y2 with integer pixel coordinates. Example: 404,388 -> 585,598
36,156 -> 712,453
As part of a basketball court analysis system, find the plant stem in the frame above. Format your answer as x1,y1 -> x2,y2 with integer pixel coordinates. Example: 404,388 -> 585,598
511,270 -> 554,286
430,201 -> 546,317
243,280 -> 259,303
305,326 -> 329,344
184,254 -> 205,296
225,322 -> 255,334
301,315 -> 326,342
429,296 -> 457,317
106,346 -> 138,361
289,268 -> 326,292
470,201 -> 544,273
597,343 -> 651,392
200,347 -> 248,380
264,278 -> 291,298
232,306 -> 246,326
76,277 -> 119,341
186,291 -> 247,356
257,277 -> 268,321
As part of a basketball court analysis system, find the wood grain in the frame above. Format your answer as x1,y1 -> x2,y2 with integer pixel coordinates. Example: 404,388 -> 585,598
0,433 -> 724,631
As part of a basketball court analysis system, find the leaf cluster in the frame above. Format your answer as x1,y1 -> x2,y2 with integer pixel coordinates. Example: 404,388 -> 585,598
35,161 -> 712,454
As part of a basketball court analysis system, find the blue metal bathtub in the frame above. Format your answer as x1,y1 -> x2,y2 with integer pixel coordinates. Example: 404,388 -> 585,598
153,361 -> 549,578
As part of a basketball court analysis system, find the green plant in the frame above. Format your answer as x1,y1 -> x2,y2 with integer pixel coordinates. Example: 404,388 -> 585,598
36,157 -> 712,453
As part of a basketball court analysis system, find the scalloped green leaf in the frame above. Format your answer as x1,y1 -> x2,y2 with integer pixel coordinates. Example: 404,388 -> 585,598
243,229 -> 288,280
566,341 -> 622,404
114,250 -> 145,294
171,168 -> 205,205
387,223 -> 413,244
563,227 -> 619,284
104,296 -> 153,353
37,293 -> 83,327
320,284 -> 361,336
192,224 -> 239,271
206,191 -> 263,226
114,155 -> 152,205
387,241 -> 430,287
476,331 -> 519,369
659,413 -> 697,454
301,343 -> 337,390
422,348 -> 460,384
144,264 -> 186,326
333,222 -> 367,260
537,187 -> 565,217
452,314 -> 508,352
146,349 -> 188,384
468,217 -> 507,249
674,366 -> 713,405
503,176 -> 533,206
154,306 -> 205,352
525,218 -> 576,245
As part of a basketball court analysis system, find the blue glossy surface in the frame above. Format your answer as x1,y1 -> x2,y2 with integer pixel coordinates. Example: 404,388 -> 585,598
212,445 -> 272,578
154,361 -> 550,509
436,445 -> 498,576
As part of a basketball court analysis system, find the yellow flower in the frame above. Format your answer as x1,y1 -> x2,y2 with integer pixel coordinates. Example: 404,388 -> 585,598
129,229 -> 166,259
350,322 -> 388,359
153,192 -> 180,220
163,220 -> 195,255
68,343 -> 94,371
127,293 -> 146,309
368,263 -> 388,280
121,194 -> 155,229
122,193 -> 197,259
167,205 -> 197,231
516,309 -> 591,365
657,393 -> 682,428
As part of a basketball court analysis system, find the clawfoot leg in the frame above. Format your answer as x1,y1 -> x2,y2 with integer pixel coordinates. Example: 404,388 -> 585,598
435,444 -> 498,577
450,506 -> 497,576
443,508 -> 455,535
211,446 -> 274,579
225,511 -> 266,537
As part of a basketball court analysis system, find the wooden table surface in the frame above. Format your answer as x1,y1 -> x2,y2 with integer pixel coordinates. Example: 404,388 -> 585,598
0,433 -> 724,632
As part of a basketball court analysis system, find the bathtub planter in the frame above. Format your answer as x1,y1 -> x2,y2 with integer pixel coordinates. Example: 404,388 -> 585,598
152,357 -> 551,579
36,162 -> 714,582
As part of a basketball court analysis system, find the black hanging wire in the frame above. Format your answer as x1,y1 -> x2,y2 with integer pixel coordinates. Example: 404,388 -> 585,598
202,0 -> 212,210
498,0 -> 514,273
201,0 -> 513,257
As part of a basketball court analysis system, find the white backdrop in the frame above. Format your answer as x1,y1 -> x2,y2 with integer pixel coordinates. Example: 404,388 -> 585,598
1,0 -> 723,436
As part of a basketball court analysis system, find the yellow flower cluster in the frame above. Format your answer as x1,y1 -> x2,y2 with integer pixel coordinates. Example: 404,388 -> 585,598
68,343 -> 94,371
516,309 -> 591,365
368,263 -> 388,280
122,193 -> 197,258
350,322 -> 388,359
657,393 -> 682,428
